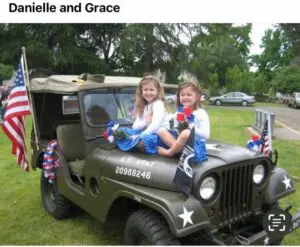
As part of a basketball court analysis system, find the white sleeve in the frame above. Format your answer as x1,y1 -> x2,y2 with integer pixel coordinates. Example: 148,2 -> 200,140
142,100 -> 165,135
192,109 -> 210,139
132,115 -> 147,130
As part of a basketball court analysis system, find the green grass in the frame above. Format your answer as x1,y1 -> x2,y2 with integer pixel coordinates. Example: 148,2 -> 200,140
0,110 -> 300,245
255,101 -> 288,107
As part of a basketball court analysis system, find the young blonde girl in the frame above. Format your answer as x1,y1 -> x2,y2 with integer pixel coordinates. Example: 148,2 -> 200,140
131,75 -> 169,136
112,75 -> 169,154
157,80 -> 210,157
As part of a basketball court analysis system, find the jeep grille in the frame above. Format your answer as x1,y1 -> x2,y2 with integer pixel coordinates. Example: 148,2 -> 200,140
219,164 -> 254,225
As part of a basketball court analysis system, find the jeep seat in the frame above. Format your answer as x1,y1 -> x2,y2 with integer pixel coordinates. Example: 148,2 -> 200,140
56,124 -> 85,176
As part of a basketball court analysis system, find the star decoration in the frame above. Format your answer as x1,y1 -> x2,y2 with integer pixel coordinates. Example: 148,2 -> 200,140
282,175 -> 292,190
178,206 -> 194,228
264,236 -> 269,245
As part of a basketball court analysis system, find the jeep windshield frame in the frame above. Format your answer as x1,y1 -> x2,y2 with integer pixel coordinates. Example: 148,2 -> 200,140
82,87 -> 136,128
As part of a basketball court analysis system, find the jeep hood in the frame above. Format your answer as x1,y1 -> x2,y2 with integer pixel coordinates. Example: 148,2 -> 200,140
98,140 -> 261,193
205,140 -> 259,165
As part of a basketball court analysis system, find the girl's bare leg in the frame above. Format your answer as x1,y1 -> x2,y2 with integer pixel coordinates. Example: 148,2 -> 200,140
136,140 -> 145,152
157,128 -> 177,147
158,129 -> 190,157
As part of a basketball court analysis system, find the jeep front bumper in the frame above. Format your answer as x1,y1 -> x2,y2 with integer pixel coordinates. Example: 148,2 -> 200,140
226,211 -> 300,245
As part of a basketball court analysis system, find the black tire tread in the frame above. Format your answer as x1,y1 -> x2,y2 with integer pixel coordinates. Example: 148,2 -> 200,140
40,171 -> 73,220
124,208 -> 180,245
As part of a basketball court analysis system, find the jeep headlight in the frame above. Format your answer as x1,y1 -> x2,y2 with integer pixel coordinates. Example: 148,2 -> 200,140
199,176 -> 217,200
253,164 -> 265,184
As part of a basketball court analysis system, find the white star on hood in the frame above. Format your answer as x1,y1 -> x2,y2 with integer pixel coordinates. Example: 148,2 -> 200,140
264,236 -> 269,245
282,175 -> 292,190
178,206 -> 194,228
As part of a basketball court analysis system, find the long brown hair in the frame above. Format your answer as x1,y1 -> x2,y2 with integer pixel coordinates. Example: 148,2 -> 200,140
176,80 -> 203,110
135,75 -> 167,117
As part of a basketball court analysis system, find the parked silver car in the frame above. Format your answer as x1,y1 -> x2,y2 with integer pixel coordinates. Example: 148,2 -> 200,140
209,92 -> 255,106
288,92 -> 300,108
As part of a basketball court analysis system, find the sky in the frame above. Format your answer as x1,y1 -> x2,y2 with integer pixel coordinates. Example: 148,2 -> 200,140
249,23 -> 275,55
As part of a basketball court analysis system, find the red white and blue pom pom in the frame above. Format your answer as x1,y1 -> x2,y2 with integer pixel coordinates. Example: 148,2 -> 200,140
103,120 -> 119,143
246,135 -> 261,152
42,140 -> 60,183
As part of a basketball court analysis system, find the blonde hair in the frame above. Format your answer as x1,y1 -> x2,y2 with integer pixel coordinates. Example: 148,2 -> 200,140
176,80 -> 203,110
135,75 -> 167,117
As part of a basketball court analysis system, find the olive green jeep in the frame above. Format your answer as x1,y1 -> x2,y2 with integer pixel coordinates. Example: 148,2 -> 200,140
29,74 -> 300,245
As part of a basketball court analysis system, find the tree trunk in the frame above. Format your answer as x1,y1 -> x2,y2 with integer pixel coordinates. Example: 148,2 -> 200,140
143,24 -> 154,72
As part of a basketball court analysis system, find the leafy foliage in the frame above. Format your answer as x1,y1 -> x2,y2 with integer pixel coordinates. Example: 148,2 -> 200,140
0,63 -> 13,82
272,65 -> 300,93
0,23 -> 299,94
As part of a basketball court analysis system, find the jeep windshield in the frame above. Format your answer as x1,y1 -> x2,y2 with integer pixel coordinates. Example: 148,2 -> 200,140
82,87 -> 177,127
83,88 -> 136,127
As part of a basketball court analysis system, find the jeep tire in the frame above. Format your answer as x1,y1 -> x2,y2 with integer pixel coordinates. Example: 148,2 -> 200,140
41,170 -> 73,219
124,208 -> 180,245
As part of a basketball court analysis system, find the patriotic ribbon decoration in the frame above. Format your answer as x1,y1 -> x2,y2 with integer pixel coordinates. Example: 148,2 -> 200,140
103,120 -> 129,143
42,140 -> 60,183
103,120 -> 120,143
247,120 -> 271,158
246,135 -> 261,152
176,104 -> 195,123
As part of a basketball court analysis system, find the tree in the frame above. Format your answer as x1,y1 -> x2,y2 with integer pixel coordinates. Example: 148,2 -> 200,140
272,65 -> 300,93
0,24 -> 105,74
0,63 -> 13,85
251,27 -> 292,82
279,24 -> 300,64
187,23 -> 252,88
119,24 -> 184,79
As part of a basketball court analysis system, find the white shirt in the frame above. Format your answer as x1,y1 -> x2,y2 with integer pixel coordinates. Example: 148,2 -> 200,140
132,100 -> 169,135
174,108 -> 210,140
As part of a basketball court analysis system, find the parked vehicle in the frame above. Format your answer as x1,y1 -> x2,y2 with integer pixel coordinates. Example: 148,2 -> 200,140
166,94 -> 177,104
209,92 -> 255,106
29,74 -> 299,245
288,92 -> 300,109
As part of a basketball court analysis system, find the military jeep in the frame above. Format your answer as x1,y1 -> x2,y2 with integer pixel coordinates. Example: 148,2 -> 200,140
29,74 -> 300,245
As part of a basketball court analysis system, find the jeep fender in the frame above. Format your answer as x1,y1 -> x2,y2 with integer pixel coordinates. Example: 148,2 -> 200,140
107,179 -> 212,238
262,167 -> 295,205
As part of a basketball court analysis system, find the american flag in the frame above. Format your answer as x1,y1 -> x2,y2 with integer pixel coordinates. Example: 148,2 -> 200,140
1,56 -> 31,171
260,119 -> 271,157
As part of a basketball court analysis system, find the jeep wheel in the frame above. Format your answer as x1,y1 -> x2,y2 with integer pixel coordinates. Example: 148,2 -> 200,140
40,171 -> 73,219
215,100 -> 222,106
124,208 -> 180,245
241,100 -> 248,107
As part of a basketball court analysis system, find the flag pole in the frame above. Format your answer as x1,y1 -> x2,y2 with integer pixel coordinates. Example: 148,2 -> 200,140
267,113 -> 272,152
21,47 -> 40,151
